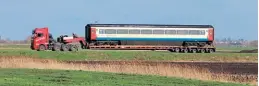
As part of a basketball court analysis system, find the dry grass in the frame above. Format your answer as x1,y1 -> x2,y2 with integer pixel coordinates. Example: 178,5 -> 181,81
0,56 -> 257,85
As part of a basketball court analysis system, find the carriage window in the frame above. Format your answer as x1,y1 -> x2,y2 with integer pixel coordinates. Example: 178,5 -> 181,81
177,30 -> 188,35
105,29 -> 116,34
129,29 -> 140,34
200,30 -> 205,35
153,30 -> 164,34
99,29 -> 105,34
117,29 -> 128,34
165,30 -> 176,34
141,30 -> 152,34
189,30 -> 200,35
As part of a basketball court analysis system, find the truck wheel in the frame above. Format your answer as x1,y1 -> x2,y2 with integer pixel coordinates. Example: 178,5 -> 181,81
52,44 -> 61,51
61,44 -> 68,51
38,45 -> 46,51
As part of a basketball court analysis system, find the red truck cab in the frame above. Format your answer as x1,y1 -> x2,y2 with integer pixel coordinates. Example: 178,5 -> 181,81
31,27 -> 87,51
30,27 -> 50,50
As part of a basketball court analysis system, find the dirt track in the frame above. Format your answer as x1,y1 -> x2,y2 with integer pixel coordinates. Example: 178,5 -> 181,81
66,61 -> 258,75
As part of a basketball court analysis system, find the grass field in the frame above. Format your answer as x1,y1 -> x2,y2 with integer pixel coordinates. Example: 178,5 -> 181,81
0,44 -> 29,48
0,68 -> 252,86
0,45 -> 257,86
216,46 -> 257,51
0,56 -> 257,85
0,49 -> 257,62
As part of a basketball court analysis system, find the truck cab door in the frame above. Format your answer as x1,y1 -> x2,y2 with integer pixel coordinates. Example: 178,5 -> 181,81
35,33 -> 47,47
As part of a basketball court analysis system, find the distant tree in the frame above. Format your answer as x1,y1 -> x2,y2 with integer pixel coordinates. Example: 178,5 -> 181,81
239,39 -> 244,42
249,40 -> 258,48
222,38 -> 227,43
25,35 -> 31,44
227,37 -> 232,42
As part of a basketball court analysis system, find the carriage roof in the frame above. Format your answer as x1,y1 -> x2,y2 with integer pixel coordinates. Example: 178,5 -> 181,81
86,24 -> 214,29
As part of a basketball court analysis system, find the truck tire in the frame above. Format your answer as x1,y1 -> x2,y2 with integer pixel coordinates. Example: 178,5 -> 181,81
61,44 -> 68,51
52,43 -> 61,51
37,45 -> 46,51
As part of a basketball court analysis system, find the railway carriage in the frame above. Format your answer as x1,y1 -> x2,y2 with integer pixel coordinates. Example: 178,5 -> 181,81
85,24 -> 214,47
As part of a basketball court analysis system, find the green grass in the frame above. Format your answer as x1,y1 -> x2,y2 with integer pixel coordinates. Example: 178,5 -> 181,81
0,49 -> 257,62
216,46 -> 257,51
0,68 -> 251,86
0,44 -> 30,48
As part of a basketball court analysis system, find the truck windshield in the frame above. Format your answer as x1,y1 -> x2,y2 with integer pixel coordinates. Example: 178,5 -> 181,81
31,33 -> 36,39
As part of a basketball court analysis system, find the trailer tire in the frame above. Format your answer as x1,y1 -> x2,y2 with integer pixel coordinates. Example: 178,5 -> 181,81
200,49 -> 205,53
61,44 -> 68,51
74,45 -> 79,51
37,44 -> 46,51
208,48 -> 214,53
175,48 -> 180,53
205,48 -> 210,53
191,49 -> 197,53
182,48 -> 188,53
168,49 -> 174,52
69,45 -> 78,51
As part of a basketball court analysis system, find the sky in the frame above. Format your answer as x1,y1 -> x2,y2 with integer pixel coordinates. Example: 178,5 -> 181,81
0,0 -> 257,40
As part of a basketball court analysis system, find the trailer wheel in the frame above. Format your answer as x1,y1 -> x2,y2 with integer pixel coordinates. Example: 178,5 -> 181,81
37,45 -> 46,51
69,45 -> 78,51
205,48 -> 210,53
200,49 -> 205,53
208,49 -> 214,53
74,45 -> 79,51
191,49 -> 197,53
182,48 -> 188,53
175,48 -> 180,53
168,49 -> 174,52
61,44 -> 68,51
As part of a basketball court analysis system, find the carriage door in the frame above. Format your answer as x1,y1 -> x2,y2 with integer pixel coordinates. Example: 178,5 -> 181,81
208,28 -> 214,41
90,28 -> 97,40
